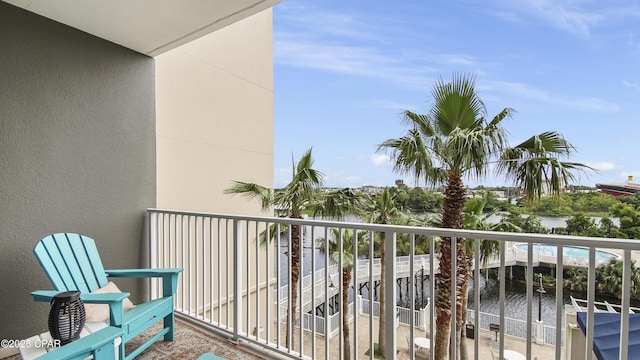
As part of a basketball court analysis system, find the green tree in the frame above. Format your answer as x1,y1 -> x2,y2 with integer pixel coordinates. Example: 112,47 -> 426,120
565,213 -> 604,236
406,186 -> 443,213
525,195 -> 574,216
619,193 -> 640,207
571,191 -> 618,213
564,260 -> 640,300
564,267 -> 589,292
596,259 -> 640,299
598,216 -> 627,238
609,202 -> 640,239
378,73 -> 591,359
225,148 -> 360,350
472,190 -> 503,212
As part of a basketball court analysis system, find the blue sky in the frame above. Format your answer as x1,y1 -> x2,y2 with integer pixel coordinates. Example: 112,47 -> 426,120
272,1 -> 640,189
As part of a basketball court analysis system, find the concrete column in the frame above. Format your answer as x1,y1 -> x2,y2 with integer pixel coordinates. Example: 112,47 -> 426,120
535,320 -> 544,344
419,306 -> 428,331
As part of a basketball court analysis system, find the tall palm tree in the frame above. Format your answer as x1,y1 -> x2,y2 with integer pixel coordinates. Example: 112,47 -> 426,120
360,187 -> 405,355
317,228 -> 368,360
459,198 -> 519,360
378,73 -> 591,359
225,148 -> 360,349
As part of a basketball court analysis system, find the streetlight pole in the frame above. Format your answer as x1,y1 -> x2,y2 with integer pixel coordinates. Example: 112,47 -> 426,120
537,273 -> 546,322
420,265 -> 424,299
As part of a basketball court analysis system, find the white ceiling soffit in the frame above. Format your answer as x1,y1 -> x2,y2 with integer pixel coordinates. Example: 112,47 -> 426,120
4,0 -> 281,57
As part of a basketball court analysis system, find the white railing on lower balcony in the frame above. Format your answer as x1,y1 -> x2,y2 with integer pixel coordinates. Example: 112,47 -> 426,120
146,209 -> 640,360
292,296 -> 428,337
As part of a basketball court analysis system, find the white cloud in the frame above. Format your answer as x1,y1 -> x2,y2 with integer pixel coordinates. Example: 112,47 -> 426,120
623,80 -> 640,89
371,153 -> 391,167
483,0 -> 604,39
587,162 -> 618,171
488,80 -> 619,112
274,36 -> 436,88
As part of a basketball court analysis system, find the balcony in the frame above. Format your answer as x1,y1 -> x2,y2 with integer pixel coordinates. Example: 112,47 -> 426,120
144,209 -> 640,360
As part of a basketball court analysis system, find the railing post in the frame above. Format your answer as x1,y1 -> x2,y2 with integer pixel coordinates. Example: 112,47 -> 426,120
384,230 -> 396,360
147,211 -> 157,299
233,219 -> 242,341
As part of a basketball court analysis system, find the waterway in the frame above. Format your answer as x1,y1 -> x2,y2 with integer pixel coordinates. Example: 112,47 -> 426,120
278,215 -> 622,325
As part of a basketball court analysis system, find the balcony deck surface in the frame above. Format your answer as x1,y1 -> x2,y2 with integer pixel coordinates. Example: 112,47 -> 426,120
278,314 -> 557,360
0,315 -> 562,360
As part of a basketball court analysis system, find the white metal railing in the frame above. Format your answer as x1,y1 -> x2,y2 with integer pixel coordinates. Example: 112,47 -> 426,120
466,309 -> 565,346
147,209 -> 640,360
570,296 -> 640,314
291,295 -> 428,336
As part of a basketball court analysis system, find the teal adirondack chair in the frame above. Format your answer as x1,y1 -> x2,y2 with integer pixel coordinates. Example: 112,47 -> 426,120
36,326 -> 123,360
31,233 -> 183,360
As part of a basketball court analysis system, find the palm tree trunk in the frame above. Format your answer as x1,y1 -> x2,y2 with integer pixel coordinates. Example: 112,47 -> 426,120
458,256 -> 472,360
434,171 -> 467,359
435,238 -> 453,359
287,223 -> 301,350
377,233 -> 386,355
343,269 -> 352,360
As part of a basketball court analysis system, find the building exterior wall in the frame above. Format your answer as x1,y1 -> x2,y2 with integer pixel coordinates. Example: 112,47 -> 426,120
0,2 -> 156,339
155,9 -> 275,333
155,10 -> 274,215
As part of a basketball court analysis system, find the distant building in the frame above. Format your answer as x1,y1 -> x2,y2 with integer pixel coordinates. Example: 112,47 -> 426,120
361,185 -> 383,195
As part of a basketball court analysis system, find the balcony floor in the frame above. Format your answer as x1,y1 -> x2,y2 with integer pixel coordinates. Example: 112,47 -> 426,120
0,316 -> 558,360
0,319 -> 266,360
128,319 -> 267,360
135,315 -> 559,360
274,315 -> 557,360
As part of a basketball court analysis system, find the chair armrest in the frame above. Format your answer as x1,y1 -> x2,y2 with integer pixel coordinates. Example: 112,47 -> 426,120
31,291 -> 129,326
31,290 -> 65,303
106,268 -> 183,297
35,326 -> 122,360
31,290 -> 130,304
105,268 -> 183,278
81,292 -> 131,304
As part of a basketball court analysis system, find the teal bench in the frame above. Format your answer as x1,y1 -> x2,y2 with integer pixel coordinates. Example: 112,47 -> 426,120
197,354 -> 225,360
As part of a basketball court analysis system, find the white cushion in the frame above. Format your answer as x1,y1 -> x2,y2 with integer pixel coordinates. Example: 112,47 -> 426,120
84,281 -> 135,322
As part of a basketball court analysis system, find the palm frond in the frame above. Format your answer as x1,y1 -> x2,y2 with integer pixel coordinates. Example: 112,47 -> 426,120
224,181 -> 273,211
512,131 -> 574,157
430,73 -> 486,134
314,188 -> 364,219
377,129 -> 435,185
496,131 -> 596,201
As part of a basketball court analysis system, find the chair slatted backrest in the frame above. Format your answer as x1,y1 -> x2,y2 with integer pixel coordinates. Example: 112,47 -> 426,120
34,233 -> 109,293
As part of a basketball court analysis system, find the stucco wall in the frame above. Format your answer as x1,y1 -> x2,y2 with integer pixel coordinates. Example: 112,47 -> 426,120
0,2 -> 155,339
155,9 -> 275,335
155,9 -> 274,215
